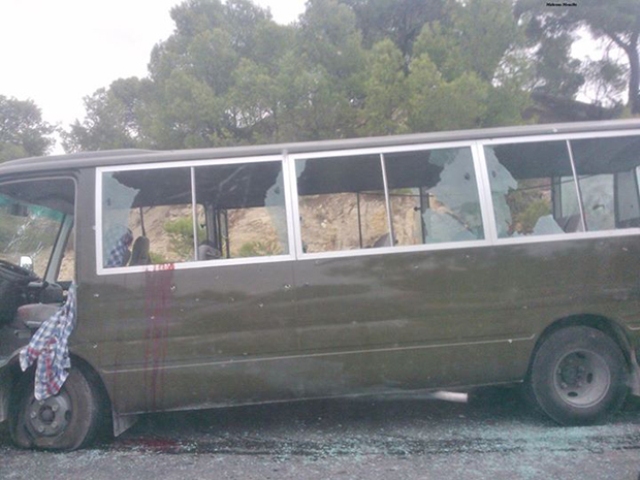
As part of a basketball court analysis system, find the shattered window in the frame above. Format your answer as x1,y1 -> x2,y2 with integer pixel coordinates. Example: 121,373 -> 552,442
102,167 -> 194,267
101,160 -> 290,268
0,179 -> 74,279
296,154 -> 389,253
193,161 -> 289,259
0,200 -> 61,278
485,141 -> 582,238
570,135 -> 640,231
384,147 -> 484,245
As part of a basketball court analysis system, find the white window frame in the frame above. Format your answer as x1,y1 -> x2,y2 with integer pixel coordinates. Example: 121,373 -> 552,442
94,128 -> 640,275
477,129 -> 640,246
288,140 -> 492,261
95,155 -> 296,276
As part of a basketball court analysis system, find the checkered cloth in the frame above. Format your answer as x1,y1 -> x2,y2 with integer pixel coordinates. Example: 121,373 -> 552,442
19,284 -> 77,401
105,226 -> 133,268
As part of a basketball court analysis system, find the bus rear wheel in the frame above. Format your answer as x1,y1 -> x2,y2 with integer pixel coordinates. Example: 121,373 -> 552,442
528,326 -> 628,425
9,366 -> 103,451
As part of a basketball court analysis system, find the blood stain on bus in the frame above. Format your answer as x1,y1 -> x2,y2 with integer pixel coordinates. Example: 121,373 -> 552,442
144,263 -> 175,410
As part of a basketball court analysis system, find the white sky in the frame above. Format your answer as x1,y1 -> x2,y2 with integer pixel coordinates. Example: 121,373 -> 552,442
0,0 -> 306,144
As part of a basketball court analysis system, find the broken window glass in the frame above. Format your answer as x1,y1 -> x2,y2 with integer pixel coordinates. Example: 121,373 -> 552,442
570,135 -> 640,231
193,161 -> 289,258
485,141 -> 581,238
102,167 -> 194,267
0,179 -> 74,279
296,154 -> 388,253
384,147 -> 484,244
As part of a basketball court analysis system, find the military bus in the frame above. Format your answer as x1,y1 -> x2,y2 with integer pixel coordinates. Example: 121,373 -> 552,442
1,119 -> 639,449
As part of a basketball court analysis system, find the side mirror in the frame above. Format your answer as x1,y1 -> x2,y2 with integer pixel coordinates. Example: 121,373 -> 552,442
19,256 -> 33,272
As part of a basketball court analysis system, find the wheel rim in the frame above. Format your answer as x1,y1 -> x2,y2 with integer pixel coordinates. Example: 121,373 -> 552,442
553,349 -> 611,408
24,392 -> 72,437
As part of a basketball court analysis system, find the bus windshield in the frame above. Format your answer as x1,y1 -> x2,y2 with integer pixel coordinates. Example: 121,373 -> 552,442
0,194 -> 65,278
0,179 -> 75,280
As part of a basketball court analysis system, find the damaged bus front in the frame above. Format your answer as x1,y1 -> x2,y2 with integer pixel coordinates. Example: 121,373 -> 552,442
0,176 -> 79,448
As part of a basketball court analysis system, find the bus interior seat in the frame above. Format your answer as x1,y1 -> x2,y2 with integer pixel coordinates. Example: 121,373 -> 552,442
617,217 -> 640,228
129,236 -> 151,265
198,242 -> 222,260
372,233 -> 393,248
557,214 -> 582,233
15,303 -> 60,331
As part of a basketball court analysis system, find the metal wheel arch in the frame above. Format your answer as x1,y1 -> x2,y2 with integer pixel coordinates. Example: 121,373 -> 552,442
1,352 -> 132,438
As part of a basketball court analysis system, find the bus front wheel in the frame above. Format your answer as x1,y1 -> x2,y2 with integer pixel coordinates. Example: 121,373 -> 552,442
529,326 -> 628,425
9,366 -> 103,450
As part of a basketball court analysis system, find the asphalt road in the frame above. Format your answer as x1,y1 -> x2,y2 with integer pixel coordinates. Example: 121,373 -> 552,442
1,387 -> 639,480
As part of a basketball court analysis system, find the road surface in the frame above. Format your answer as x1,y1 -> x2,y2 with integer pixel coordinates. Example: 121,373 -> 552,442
1,387 -> 639,479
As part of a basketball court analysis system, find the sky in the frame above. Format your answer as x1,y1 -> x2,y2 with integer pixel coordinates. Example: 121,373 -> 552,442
0,0 -> 306,148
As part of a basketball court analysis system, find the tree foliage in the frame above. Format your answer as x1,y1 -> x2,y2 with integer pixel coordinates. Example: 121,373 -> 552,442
358,39 -> 408,135
62,78 -> 151,151
338,0 -> 446,61
517,0 -> 640,112
60,0 -> 636,153
0,96 -> 54,162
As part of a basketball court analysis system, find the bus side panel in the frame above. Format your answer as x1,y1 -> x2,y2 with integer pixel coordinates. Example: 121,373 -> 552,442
289,235 -> 640,394
290,248 -> 532,393
74,260 -> 297,414
71,161 -> 640,416
74,235 -> 640,415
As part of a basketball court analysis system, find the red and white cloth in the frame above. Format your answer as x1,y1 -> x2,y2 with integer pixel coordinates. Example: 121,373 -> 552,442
19,283 -> 77,400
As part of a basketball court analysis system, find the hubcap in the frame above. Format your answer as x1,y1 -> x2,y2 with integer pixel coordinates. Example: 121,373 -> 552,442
25,392 -> 72,437
554,350 -> 610,408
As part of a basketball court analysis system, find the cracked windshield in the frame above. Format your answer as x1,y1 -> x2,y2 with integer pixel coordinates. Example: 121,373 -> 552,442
0,195 -> 63,278
0,179 -> 75,281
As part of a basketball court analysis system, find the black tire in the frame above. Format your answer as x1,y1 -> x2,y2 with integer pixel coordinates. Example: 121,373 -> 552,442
528,326 -> 628,426
9,366 -> 103,450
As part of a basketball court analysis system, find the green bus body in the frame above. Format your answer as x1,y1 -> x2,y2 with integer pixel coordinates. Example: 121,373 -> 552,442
1,120 -> 640,449
79,238 -> 640,413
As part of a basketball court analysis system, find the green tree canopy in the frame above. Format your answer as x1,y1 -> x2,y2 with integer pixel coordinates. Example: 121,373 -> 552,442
358,39 -> 408,136
406,0 -> 530,131
63,0 -> 636,153
62,77 -> 152,152
517,0 -> 640,113
338,0 -> 446,62
0,95 -> 54,162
